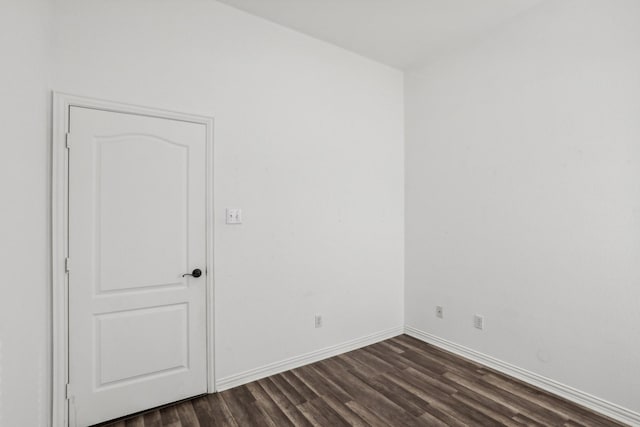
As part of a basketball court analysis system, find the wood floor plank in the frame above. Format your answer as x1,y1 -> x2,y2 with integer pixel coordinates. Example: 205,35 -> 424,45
204,392 -> 239,426
397,349 -> 450,375
175,401 -> 200,427
320,394 -> 369,427
269,373 -> 308,406
296,399 -> 336,426
245,381 -> 295,427
405,365 -> 459,394
256,377 -> 313,427
452,392 -> 524,427
481,373 -> 619,427
564,421 -> 588,427
158,406 -> 180,427
451,378 -> 521,420
190,396 -> 214,426
512,413 -> 548,426
401,370 -> 504,427
364,372 -> 432,417
97,335 -> 625,427
443,371 -> 571,425
375,339 -> 406,354
336,352 -> 380,378
363,343 -> 411,370
280,369 -> 317,402
401,347 -> 481,381
219,387 -> 259,426
344,401 -> 390,427
315,362 -> 420,426
348,346 -> 397,374
141,410 -> 162,427
315,356 -> 353,380
418,404 -> 470,427
292,364 -> 352,403
383,370 -> 500,427
308,397 -> 351,427
418,410 -> 456,427
396,335 -> 487,375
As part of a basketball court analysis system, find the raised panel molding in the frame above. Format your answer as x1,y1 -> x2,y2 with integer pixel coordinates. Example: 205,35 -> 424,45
96,304 -> 189,387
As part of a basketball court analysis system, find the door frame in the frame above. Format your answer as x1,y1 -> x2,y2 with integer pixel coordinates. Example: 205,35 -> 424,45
52,92 -> 216,427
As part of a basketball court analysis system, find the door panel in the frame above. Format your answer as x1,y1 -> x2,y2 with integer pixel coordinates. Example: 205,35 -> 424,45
68,107 -> 207,426
96,304 -> 189,387
97,135 -> 189,293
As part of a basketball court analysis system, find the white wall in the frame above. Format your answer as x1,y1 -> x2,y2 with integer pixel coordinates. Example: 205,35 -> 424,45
405,0 -> 640,414
52,0 -> 404,393
0,0 -> 52,426
0,1 -> 403,424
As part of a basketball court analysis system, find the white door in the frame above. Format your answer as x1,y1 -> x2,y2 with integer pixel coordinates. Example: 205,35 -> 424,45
68,106 -> 208,426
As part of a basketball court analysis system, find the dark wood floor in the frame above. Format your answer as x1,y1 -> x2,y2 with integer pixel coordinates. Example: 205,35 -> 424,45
99,335 -> 625,427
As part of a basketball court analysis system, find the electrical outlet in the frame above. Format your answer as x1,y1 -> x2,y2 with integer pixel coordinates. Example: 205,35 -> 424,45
436,306 -> 443,319
473,314 -> 485,330
226,208 -> 242,224
315,315 -> 323,328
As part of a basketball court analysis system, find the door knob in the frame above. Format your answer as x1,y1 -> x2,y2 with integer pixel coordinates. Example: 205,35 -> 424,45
183,268 -> 202,278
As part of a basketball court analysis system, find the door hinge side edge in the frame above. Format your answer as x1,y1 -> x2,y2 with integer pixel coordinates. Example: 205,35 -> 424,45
65,133 -> 71,149
65,383 -> 73,399
65,257 -> 71,273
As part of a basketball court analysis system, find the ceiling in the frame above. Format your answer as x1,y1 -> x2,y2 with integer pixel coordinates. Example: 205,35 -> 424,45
217,0 -> 542,69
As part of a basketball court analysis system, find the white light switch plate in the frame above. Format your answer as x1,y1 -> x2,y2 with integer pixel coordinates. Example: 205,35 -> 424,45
226,208 -> 242,224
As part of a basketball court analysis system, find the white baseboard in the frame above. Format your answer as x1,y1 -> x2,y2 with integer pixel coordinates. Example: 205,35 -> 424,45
405,326 -> 640,427
215,326 -> 404,391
